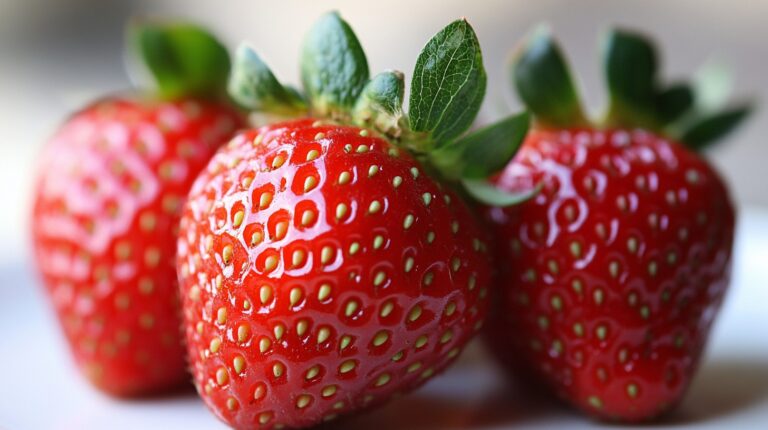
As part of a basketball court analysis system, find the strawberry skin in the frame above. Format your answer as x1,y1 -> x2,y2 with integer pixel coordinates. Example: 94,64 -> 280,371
483,128 -> 735,420
32,97 -> 243,396
177,119 -> 490,429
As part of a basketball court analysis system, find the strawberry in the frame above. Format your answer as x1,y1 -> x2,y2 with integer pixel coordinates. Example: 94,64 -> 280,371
176,13 -> 529,429
482,27 -> 751,421
31,22 -> 245,396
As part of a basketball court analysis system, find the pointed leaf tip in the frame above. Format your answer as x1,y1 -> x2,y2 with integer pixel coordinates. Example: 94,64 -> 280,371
129,21 -> 230,100
301,12 -> 369,117
430,111 -> 530,180
462,178 -> 540,207
603,27 -> 660,128
228,44 -> 306,115
512,26 -> 586,128
681,103 -> 752,150
408,19 -> 486,146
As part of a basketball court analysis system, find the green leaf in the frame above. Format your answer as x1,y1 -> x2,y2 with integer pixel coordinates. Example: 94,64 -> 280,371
353,70 -> 405,136
408,19 -> 486,145
462,178 -> 540,207
656,84 -> 693,124
680,104 -> 752,150
603,28 -> 659,128
430,112 -> 530,180
512,26 -> 586,128
300,12 -> 369,117
228,44 -> 306,115
129,21 -> 230,100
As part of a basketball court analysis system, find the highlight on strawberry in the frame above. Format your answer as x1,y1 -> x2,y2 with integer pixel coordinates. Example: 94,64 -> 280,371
175,12 -> 529,429
481,26 -> 751,421
31,22 -> 245,396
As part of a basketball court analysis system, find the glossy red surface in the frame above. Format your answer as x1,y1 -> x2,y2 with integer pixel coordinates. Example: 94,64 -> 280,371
176,119 -> 491,429
483,128 -> 735,420
31,96 -> 243,395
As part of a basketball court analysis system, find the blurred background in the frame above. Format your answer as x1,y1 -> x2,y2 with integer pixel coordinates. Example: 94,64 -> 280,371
1,0 -> 766,259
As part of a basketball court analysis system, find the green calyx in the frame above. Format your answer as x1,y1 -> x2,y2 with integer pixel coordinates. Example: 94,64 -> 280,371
512,26 -> 752,150
230,11 -> 531,206
128,21 -> 231,100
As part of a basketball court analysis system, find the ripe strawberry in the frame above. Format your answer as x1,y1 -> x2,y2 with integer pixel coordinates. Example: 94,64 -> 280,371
482,28 -> 751,421
31,23 -> 245,396
176,13 -> 529,429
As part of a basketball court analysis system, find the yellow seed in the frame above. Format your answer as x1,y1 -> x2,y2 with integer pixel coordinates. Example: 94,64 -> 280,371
272,155 -> 286,169
296,394 -> 312,409
303,176 -> 318,192
368,200 -> 382,214
241,176 -> 253,188
259,337 -> 272,353
317,327 -> 331,344
339,360 -> 356,373
237,323 -> 250,342
440,330 -> 453,344
322,385 -> 337,397
258,412 -> 272,425
216,307 -> 227,324
375,373 -> 391,387
254,384 -> 266,400
216,367 -> 228,386
373,271 -> 387,286
273,362 -> 285,378
274,324 -> 285,340
372,331 -> 389,346
259,285 -> 273,304
408,305 -> 422,322
408,362 -> 422,373
233,356 -> 245,374
314,132 -> 326,140
209,337 -> 221,353
318,283 -> 332,301
301,210 -> 316,227
305,366 -> 320,380
264,255 -> 278,272
292,249 -> 306,267
415,335 -> 428,349
222,245 -> 233,265
404,257 -> 415,273
275,221 -> 288,240
306,149 -> 320,161
226,397 -> 238,411
338,171 -> 351,185
339,335 -> 352,351
444,301 -> 457,317
296,319 -> 309,336
344,300 -> 359,317
259,192 -> 273,208
380,301 -> 394,318
233,211 -> 245,228
392,351 -> 404,362
321,246 -> 334,265
403,214 -> 415,229
392,176 -> 403,188
250,231 -> 263,246
290,287 -> 303,306
335,203 -> 348,220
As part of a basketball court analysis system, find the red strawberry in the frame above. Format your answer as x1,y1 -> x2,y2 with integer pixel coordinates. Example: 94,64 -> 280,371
176,13 -> 528,429
31,23 -> 245,396
177,119 -> 490,428
482,28 -> 750,421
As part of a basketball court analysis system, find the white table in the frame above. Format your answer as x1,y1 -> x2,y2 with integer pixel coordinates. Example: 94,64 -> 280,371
2,209 -> 766,430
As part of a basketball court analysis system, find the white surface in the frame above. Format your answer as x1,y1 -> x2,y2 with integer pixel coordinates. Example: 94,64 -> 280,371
1,209 -> 767,430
